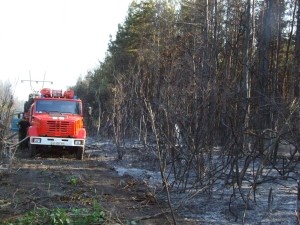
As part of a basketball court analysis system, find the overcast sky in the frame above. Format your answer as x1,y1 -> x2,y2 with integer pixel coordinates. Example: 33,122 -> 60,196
0,0 -> 132,101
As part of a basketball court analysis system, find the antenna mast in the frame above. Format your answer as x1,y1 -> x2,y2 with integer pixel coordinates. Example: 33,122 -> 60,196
21,71 -> 53,93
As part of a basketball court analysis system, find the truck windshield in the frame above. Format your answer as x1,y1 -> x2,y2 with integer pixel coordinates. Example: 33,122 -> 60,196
35,100 -> 80,115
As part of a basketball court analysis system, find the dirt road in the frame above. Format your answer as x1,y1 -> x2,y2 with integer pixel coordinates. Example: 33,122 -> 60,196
0,147 -> 191,225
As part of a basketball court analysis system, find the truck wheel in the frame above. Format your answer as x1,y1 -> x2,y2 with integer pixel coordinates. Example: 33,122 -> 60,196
29,144 -> 37,157
76,147 -> 84,160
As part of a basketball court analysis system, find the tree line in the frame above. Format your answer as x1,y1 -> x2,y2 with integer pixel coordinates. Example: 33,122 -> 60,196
74,0 -> 300,209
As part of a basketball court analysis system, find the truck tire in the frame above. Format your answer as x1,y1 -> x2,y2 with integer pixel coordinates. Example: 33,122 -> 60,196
29,144 -> 37,157
76,147 -> 84,160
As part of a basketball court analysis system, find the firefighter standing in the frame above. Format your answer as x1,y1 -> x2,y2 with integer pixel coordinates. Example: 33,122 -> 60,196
18,117 -> 30,149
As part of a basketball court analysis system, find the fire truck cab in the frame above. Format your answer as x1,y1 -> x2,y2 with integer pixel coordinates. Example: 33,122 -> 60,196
25,88 -> 86,160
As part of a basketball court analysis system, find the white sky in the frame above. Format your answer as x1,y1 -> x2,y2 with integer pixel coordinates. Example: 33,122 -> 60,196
0,0 -> 132,101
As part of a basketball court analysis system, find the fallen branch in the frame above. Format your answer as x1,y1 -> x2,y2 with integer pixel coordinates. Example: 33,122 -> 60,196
134,210 -> 171,221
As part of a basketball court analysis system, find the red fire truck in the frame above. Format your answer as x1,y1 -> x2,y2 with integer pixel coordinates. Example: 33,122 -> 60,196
22,88 -> 86,160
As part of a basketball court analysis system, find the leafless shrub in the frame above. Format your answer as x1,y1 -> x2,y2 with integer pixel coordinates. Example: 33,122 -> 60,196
0,81 -> 17,172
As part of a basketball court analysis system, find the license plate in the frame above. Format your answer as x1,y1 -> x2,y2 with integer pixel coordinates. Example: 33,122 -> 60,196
51,142 -> 65,146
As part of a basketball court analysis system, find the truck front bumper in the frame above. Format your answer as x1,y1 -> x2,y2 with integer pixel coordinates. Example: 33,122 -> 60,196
30,136 -> 85,147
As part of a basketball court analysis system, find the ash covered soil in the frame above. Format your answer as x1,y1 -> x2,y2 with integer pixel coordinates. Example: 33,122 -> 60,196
0,137 -> 192,225
1,136 -> 300,225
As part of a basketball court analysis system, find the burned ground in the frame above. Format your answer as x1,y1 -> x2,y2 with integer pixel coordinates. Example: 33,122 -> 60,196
1,137 -> 300,225
0,142 -> 192,225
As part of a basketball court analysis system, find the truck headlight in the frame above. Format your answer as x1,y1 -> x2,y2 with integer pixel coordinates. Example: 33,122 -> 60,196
32,138 -> 41,143
74,140 -> 83,145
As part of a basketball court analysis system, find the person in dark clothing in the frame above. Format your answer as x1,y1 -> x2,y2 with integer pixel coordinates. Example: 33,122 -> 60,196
18,118 -> 30,149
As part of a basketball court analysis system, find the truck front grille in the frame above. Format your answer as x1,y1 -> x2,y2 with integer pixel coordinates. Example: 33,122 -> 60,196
45,121 -> 74,137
